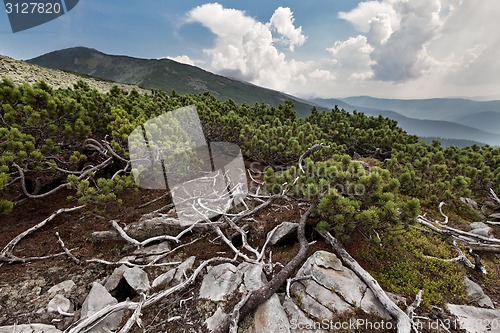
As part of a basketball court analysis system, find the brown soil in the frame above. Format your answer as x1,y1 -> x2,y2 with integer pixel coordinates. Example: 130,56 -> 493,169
0,178 -> 498,332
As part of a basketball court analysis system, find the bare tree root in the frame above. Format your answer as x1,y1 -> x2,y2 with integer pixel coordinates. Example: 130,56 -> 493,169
0,205 -> 85,263
213,205 -> 313,333
318,230 -> 412,333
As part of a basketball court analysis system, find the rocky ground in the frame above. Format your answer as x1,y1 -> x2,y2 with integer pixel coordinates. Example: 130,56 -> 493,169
0,56 -> 499,333
1,184 -> 499,333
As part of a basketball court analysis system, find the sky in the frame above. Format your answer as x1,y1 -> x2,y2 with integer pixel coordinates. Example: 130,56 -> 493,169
1,0 -> 499,99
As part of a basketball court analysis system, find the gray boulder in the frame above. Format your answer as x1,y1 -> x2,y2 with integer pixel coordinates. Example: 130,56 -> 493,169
268,222 -> 298,246
290,251 -> 391,320
123,266 -> 150,293
152,256 -> 196,290
199,263 -> 243,302
81,282 -> 123,333
447,304 -> 500,333
47,294 -> 73,314
47,280 -> 76,295
104,265 -> 128,292
469,222 -> 492,237
464,277 -> 494,309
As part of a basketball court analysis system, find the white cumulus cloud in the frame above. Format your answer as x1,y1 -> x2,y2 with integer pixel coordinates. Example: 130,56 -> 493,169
167,55 -> 195,66
186,3 -> 308,91
268,7 -> 307,51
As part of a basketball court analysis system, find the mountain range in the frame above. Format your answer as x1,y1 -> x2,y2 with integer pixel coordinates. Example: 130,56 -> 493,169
7,47 -> 500,147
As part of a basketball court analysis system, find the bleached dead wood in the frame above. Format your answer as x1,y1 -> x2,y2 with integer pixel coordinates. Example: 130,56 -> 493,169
438,202 -> 448,224
490,188 -> 500,205
417,216 -> 500,248
213,206 -> 313,333
56,232 -> 81,264
0,205 -> 85,262
319,230 -> 412,333
65,257 -> 235,333
298,143 -> 330,173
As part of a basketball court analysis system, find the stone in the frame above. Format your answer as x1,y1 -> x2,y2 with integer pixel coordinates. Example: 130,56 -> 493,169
173,256 -> 196,284
123,266 -> 151,293
47,280 -> 76,295
237,263 -> 291,333
447,304 -> 500,333
205,308 -> 229,332
464,277 -> 494,309
268,222 -> 298,246
283,298 -> 328,333
47,294 -> 72,313
239,262 -> 266,291
152,268 -> 176,289
254,294 -> 291,333
133,241 -> 171,256
0,324 -> 62,333
152,256 -> 196,289
291,251 -> 391,320
81,282 -> 123,333
199,263 -> 243,302
469,222 -> 492,237
104,264 -> 128,292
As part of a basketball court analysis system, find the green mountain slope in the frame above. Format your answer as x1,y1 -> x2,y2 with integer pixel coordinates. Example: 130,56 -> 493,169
28,47 -> 318,117
453,111 -> 500,135
341,96 -> 500,121
311,98 -> 500,147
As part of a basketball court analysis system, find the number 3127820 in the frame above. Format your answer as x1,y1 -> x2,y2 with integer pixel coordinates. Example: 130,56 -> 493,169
5,2 -> 62,14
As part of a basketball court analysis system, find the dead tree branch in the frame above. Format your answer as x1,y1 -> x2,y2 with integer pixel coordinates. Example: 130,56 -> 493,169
65,257 -> 235,333
319,230 -> 412,333
0,205 -> 85,262
490,188 -> 500,205
214,206 -> 313,333
55,232 -> 81,264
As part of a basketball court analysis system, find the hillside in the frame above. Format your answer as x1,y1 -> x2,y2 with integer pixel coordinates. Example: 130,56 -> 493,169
453,111 -> 500,135
0,75 -> 499,332
341,96 -> 500,122
0,54 -> 147,94
312,97 -> 500,147
28,47 -> 319,117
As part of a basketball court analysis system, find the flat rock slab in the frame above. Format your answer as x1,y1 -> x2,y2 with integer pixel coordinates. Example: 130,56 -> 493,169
199,263 -> 242,302
81,282 -> 123,333
47,280 -> 76,295
254,294 -> 291,333
123,266 -> 151,293
104,264 -> 128,292
283,298 -> 328,333
0,324 -> 61,333
291,250 -> 391,320
268,222 -> 298,246
464,277 -> 494,308
47,294 -> 73,313
447,304 -> 500,333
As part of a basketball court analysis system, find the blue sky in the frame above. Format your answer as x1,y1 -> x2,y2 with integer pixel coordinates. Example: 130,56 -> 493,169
1,0 -> 499,99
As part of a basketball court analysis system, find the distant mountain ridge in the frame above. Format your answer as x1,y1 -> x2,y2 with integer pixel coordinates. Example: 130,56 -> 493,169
311,98 -> 500,147
28,47 -> 318,117
22,47 -> 500,147
341,96 -> 500,120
